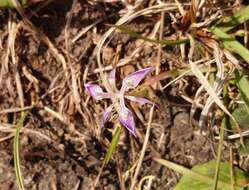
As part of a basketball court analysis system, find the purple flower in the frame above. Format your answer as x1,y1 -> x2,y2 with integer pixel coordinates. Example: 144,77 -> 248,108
85,67 -> 154,136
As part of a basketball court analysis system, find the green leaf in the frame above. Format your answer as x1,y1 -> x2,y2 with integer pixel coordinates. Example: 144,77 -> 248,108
237,138 -> 249,156
229,104 -> 249,155
154,158 -> 249,190
216,6 -> 249,32
103,125 -> 122,166
235,70 -> 249,113
231,104 -> 249,129
0,0 -> 27,8
14,111 -> 29,190
113,25 -> 189,46
210,27 -> 249,64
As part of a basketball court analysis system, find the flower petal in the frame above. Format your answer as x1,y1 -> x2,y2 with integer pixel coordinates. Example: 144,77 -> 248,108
119,95 -> 137,136
108,68 -> 116,90
100,105 -> 113,128
119,107 -> 136,137
125,95 -> 154,106
121,67 -> 153,91
85,83 -> 111,100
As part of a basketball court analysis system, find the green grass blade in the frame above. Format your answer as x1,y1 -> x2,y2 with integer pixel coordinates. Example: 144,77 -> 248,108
94,125 -> 122,187
213,116 -> 227,190
14,111 -> 29,190
103,125 -> 122,166
213,86 -> 229,190
210,26 -> 249,64
153,158 -> 234,189
215,6 -> 249,32
113,25 -> 189,45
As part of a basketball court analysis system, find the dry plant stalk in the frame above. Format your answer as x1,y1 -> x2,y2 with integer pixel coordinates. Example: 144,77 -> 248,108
130,105 -> 155,190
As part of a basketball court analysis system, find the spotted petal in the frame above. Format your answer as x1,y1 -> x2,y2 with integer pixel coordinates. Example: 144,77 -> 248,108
85,83 -> 111,100
119,96 -> 136,136
121,67 -> 153,91
119,107 -> 136,137
100,105 -> 113,128
125,95 -> 154,106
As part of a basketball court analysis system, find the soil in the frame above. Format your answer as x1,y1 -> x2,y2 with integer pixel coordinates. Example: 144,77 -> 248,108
0,1 -> 248,190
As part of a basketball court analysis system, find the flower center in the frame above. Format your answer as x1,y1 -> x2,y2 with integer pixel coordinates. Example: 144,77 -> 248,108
121,111 -> 129,120
126,79 -> 134,87
95,88 -> 103,93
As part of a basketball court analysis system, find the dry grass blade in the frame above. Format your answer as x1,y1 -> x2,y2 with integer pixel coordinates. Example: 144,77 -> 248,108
187,35 -> 243,144
138,175 -> 156,190
91,47 -> 141,74
0,134 -> 15,142
0,124 -> 51,142
130,105 -> 155,190
0,106 -> 33,114
156,9 -> 165,79
44,106 -> 67,123
64,0 -> 91,129
95,3 -> 184,89
199,44 -> 225,128
8,17 -> 25,109
190,60 -> 243,143
72,15 -> 113,43
0,14 -> 12,86
160,59 -> 216,89
216,129 -> 249,140
11,0 -> 68,76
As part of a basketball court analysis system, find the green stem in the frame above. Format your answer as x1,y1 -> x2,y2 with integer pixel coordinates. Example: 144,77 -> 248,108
213,85 -> 229,190
14,111 -> 29,190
